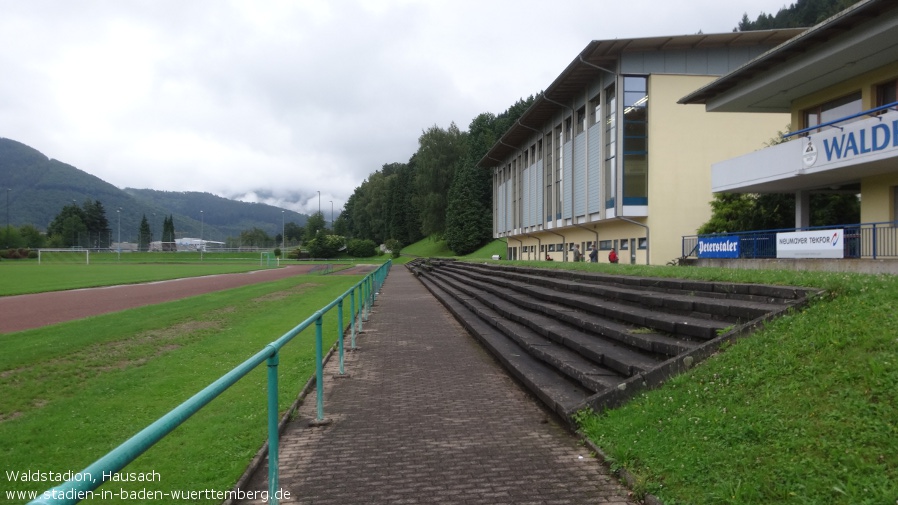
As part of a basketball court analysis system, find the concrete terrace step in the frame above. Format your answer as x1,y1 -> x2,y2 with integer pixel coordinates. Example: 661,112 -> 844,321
428,266 -> 690,369
442,261 -> 794,323
426,270 -> 648,385
435,264 -> 729,340
407,259 -> 820,418
416,274 -> 593,416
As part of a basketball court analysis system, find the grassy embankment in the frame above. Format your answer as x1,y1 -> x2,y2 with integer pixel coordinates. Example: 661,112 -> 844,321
0,263 -> 370,503
402,237 -> 896,504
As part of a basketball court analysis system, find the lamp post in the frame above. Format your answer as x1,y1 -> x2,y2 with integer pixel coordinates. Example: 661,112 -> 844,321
73,199 -> 77,248
281,210 -> 285,250
5,188 -> 9,249
200,210 -> 204,260
330,201 -> 333,229
116,208 -> 121,258
317,190 -> 321,215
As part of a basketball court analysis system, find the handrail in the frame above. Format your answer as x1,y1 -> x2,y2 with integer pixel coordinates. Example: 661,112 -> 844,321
30,261 -> 392,505
783,100 -> 898,138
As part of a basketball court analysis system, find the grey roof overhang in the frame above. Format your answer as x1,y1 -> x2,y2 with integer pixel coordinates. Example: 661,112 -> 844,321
478,29 -> 805,168
679,0 -> 898,112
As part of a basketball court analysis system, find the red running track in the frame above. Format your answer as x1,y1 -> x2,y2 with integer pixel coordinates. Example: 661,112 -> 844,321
0,264 -> 378,334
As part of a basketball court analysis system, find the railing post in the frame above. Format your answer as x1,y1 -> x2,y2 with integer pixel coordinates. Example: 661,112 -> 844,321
266,350 -> 280,505
363,277 -> 371,322
315,312 -> 325,421
872,222 -> 878,260
356,283 -> 365,334
349,288 -> 357,349
337,299 -> 345,375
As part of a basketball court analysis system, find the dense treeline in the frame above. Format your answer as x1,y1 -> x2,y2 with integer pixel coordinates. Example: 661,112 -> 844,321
338,97 -> 535,255
735,0 -> 861,30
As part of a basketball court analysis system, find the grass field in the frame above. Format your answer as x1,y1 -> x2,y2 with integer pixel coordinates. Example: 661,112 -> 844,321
0,251 -> 376,296
0,263 -> 371,503
509,260 -> 898,505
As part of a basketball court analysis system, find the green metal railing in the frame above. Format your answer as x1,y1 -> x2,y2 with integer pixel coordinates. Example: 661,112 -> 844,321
29,261 -> 391,505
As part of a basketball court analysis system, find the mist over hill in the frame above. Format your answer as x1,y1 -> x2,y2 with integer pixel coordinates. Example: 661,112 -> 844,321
0,137 -> 309,240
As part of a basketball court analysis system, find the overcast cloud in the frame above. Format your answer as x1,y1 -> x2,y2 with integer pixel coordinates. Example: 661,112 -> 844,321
0,0 -> 791,215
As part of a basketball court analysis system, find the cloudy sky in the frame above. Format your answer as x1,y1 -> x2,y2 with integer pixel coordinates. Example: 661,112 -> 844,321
0,0 -> 791,215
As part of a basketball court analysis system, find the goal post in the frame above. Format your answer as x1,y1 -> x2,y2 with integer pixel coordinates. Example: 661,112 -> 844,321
38,249 -> 91,265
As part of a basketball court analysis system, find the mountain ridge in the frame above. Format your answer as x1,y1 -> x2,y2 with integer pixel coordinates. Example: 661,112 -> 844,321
0,137 -> 309,240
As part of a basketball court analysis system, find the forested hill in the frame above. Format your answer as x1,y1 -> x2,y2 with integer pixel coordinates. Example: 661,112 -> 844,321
736,0 -> 862,30
124,188 -> 309,240
0,137 -> 308,239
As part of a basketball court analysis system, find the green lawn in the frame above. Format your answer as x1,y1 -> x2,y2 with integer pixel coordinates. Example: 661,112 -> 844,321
0,262 -> 274,296
0,272 -> 367,503
555,263 -> 898,505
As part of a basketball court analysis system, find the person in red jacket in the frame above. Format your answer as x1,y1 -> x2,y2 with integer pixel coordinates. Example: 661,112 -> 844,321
608,248 -> 619,264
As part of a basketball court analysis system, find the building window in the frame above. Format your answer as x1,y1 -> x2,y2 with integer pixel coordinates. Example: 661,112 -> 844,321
545,133 -> 553,221
604,83 -> 617,209
619,239 -> 629,250
599,240 -> 612,250
638,238 -> 648,250
623,76 -> 648,206
564,116 -> 573,142
877,80 -> 897,109
804,91 -> 862,132
555,124 -> 563,219
576,107 -> 586,135
589,95 -> 601,126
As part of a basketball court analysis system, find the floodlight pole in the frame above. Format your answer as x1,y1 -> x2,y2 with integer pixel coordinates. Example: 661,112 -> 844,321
282,210 -> 285,250
116,208 -> 121,259
200,210 -> 204,261
6,188 -> 9,249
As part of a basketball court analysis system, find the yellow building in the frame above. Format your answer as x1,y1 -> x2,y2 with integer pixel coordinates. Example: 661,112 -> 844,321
681,0 -> 898,259
478,30 -> 801,265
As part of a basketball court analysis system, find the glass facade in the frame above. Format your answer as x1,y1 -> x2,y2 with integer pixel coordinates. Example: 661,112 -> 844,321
603,84 -> 616,209
622,76 -> 648,206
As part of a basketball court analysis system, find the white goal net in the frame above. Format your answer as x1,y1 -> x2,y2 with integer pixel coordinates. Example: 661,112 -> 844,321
37,249 -> 91,265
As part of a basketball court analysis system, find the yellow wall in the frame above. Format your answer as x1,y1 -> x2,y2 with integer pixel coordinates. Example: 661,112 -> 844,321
647,74 -> 790,263
861,173 -> 898,223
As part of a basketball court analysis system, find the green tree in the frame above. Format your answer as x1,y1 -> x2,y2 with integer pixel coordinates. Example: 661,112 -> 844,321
47,203 -> 87,248
304,212 -> 327,242
306,234 -> 344,259
1,226 -> 22,249
736,0 -> 862,31
138,214 -> 152,252
445,112 -> 505,254
162,215 -> 176,251
284,221 -> 304,245
414,123 -> 468,237
239,227 -> 274,247
346,238 -> 377,257
17,224 -> 46,249
83,200 -> 111,249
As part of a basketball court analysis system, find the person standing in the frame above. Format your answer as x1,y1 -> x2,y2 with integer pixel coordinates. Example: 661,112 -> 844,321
573,244 -> 582,262
608,248 -> 619,264
589,244 -> 598,263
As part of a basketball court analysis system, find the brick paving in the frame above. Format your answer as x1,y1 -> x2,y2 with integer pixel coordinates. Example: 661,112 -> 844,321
237,266 -> 637,505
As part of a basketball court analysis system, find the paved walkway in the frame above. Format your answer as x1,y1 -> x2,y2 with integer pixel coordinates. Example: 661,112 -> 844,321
237,266 -> 637,505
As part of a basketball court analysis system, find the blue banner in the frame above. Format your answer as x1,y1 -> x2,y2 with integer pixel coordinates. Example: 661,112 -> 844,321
697,236 -> 740,258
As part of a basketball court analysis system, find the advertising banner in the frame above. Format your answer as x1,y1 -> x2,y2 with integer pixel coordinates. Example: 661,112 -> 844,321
776,229 -> 844,259
697,236 -> 740,258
